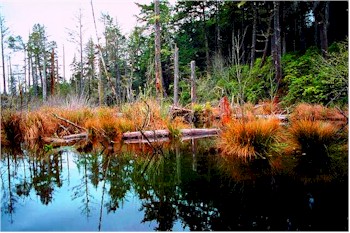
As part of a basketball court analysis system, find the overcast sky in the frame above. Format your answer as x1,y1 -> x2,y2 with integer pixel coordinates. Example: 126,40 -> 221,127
0,0 -> 173,91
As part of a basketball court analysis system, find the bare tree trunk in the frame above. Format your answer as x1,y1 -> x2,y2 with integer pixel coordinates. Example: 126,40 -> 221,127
240,7 -> 245,64
90,0 -> 117,99
190,60 -> 196,105
23,46 -> 27,94
56,57 -> 59,96
8,57 -> 12,94
250,2 -> 257,68
62,44 -> 66,82
79,8 -> 84,97
42,44 -> 47,101
202,2 -> 210,70
50,48 -> 55,96
173,44 -> 179,106
31,55 -> 38,97
115,62 -> 121,105
282,33 -> 286,55
319,1 -> 329,58
273,1 -> 282,84
0,18 -> 7,95
281,2 -> 287,55
128,57 -> 134,103
27,50 -> 31,101
216,0 -> 222,57
298,8 -> 306,52
98,67 -> 103,106
313,1 -> 320,49
154,0 -> 163,100
260,11 -> 273,68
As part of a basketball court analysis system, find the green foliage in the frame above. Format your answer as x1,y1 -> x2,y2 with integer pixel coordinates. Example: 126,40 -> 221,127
244,58 -> 275,103
282,41 -> 348,106
211,57 -> 275,104
43,144 -> 54,153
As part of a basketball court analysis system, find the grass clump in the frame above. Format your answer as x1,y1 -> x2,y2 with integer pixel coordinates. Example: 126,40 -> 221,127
219,118 -> 281,160
290,103 -> 346,121
167,116 -> 190,139
121,99 -> 169,130
288,120 -> 338,156
1,110 -> 23,145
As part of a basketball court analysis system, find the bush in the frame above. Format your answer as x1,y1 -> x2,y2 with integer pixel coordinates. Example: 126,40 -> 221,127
282,40 -> 348,106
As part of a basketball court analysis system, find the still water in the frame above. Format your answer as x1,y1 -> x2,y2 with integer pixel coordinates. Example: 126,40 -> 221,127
1,139 -> 348,231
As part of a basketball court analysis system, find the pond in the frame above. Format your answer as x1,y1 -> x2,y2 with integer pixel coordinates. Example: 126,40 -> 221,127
1,138 -> 348,231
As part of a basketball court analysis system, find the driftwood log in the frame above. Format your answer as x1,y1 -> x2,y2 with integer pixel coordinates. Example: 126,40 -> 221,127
122,128 -> 219,140
42,133 -> 88,147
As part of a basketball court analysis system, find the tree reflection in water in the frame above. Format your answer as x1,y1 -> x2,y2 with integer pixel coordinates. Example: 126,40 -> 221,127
1,136 -> 348,231
72,152 -> 100,218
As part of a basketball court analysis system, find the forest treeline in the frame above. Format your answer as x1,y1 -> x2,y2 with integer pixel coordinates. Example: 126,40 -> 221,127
0,1 -> 348,109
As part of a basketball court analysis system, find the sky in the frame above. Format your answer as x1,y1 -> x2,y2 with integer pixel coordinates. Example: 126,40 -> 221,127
0,0 -> 173,92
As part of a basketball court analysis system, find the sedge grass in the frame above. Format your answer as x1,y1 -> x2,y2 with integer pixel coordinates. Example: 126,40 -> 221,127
288,120 -> 338,156
290,103 -> 346,121
219,118 -> 281,160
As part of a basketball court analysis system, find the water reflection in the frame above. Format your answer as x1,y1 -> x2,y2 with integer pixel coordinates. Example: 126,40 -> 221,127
1,138 -> 348,231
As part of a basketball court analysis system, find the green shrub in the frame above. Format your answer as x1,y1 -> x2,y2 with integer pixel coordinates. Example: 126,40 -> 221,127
282,40 -> 348,106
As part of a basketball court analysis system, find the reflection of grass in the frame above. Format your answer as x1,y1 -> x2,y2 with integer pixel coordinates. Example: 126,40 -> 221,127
287,120 -> 347,181
219,118 -> 281,160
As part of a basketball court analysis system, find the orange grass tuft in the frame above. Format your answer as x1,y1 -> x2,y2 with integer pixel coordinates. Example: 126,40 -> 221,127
289,103 -> 346,121
167,116 -> 191,138
121,99 -> 169,130
288,120 -> 338,155
254,100 -> 282,115
1,110 -> 24,144
219,118 -> 281,160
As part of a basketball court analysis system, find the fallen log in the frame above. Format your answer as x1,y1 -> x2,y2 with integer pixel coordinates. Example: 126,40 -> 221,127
123,129 -> 169,139
123,133 -> 219,144
180,128 -> 219,136
42,136 -> 86,147
62,133 -> 88,140
122,128 -> 220,140
123,137 -> 170,144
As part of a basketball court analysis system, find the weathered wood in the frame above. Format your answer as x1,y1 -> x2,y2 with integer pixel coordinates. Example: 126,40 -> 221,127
190,60 -> 196,105
122,128 -> 220,140
42,136 -> 86,147
154,0 -> 163,98
50,48 -> 55,96
180,128 -> 219,136
123,132 -> 219,144
62,133 -> 88,140
174,44 -> 179,106
53,113 -> 87,131
123,130 -> 169,139
123,137 -> 170,144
